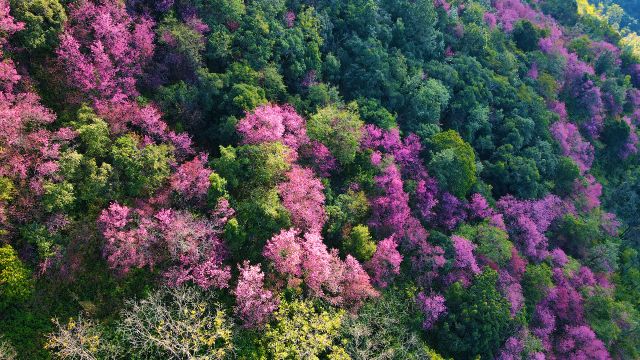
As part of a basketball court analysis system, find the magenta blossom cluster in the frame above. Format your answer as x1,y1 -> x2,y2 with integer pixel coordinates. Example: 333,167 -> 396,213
234,261 -> 279,328
263,229 -> 378,308
498,195 -> 568,261
445,235 -> 481,287
550,121 -> 594,173
416,292 -> 447,330
170,153 -> 212,204
366,235 -> 403,288
57,0 -> 155,103
278,165 -> 327,233
98,199 -> 233,289
236,103 -> 309,151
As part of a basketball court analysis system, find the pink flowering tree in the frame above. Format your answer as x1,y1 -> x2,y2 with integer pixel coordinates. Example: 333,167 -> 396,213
170,153 -> 212,204
262,228 -> 303,288
550,121 -> 594,173
467,193 -> 492,219
234,261 -> 279,328
620,116 -> 638,159
0,0 -> 24,92
493,0 -> 542,32
366,235 -> 402,288
445,235 -> 481,287
56,0 -> 155,104
556,326 -> 610,360
263,229 -> 377,308
299,140 -> 337,177
98,202 -> 155,273
467,193 -> 506,230
434,192 -> 467,231
98,199 -> 232,289
416,292 -> 447,330
496,336 -> 525,360
298,232 -> 342,303
405,218 -> 446,287
94,101 -> 194,158
571,175 -> 602,213
342,255 -> 379,308
531,268 -> 590,352
361,125 -> 438,220
497,195 -> 568,261
498,270 -> 524,316
156,208 -> 231,289
278,166 -> 326,233
0,2 -> 74,246
369,163 -> 411,238
236,104 -> 309,151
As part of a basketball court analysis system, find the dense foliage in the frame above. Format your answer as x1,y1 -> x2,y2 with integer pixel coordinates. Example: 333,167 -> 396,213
2,0 -> 640,359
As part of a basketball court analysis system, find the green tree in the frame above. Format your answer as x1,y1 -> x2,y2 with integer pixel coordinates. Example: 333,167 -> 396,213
9,0 -> 66,52
483,151 -> 546,199
110,134 -> 174,198
42,181 -> 75,213
71,106 -> 111,159
308,103 -> 364,166
157,14 -> 207,68
540,0 -> 578,26
343,288 -> 445,360
274,7 -> 323,89
522,263 -> 553,321
325,190 -> 371,243
343,224 -> 377,262
428,130 -> 477,198
456,223 -> 513,266
383,0 -> 440,62
213,143 -> 293,258
212,143 -> 292,196
433,269 -> 514,359
606,166 -> 640,229
552,212 -> 616,266
401,77 -> 450,132
0,245 -> 33,310
512,20 -> 548,52
553,157 -> 581,197
585,288 -> 640,358
356,98 -> 397,130
264,298 -> 347,360
229,188 -> 292,260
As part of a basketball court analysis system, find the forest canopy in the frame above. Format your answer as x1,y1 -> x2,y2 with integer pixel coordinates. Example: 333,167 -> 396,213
1,0 -> 640,359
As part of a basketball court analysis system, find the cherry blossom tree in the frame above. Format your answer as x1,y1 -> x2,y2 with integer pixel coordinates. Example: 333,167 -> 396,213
497,195 -> 568,261
99,200 -> 232,289
556,325 -> 610,360
416,292 -> 446,330
361,125 -> 438,220
369,163 -> 411,238
170,153 -> 212,204
551,121 -> 594,173
263,229 -> 376,308
236,104 -> 309,151
56,0 -> 155,103
445,235 -> 481,287
299,141 -> 337,177
94,101 -> 194,158
262,228 -> 303,287
234,261 -> 279,328
572,175 -> 603,213
278,166 -> 326,233
366,235 -> 402,288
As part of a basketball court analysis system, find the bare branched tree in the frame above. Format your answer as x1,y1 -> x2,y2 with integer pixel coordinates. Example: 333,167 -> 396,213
0,335 -> 17,360
118,286 -> 233,360
46,316 -> 105,360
